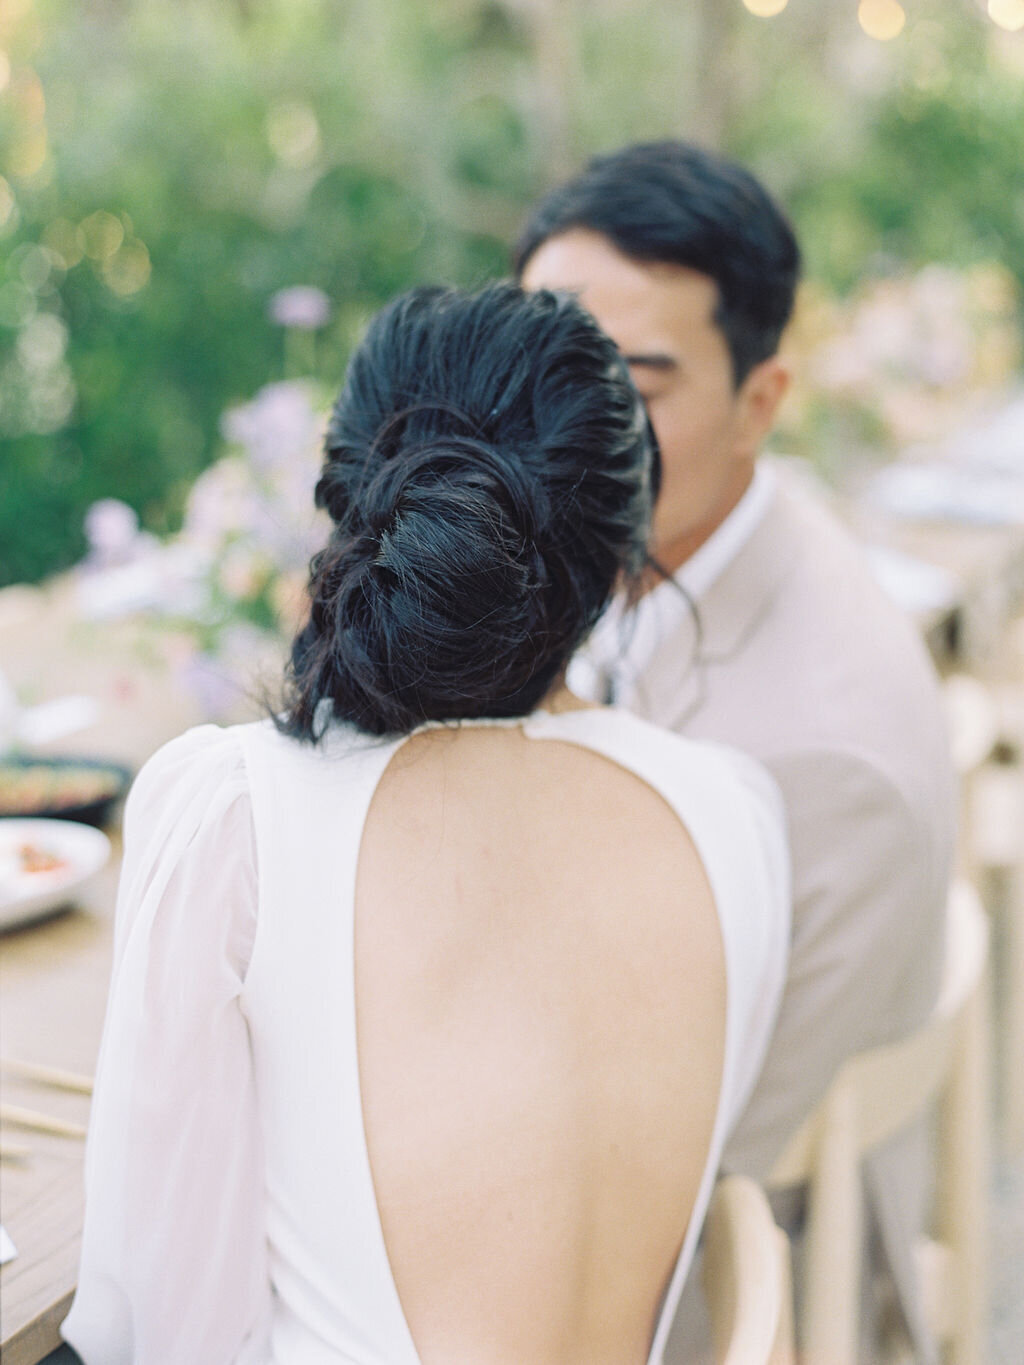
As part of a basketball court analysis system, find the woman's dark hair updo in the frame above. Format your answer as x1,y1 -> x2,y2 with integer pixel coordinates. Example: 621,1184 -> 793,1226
280,282 -> 656,740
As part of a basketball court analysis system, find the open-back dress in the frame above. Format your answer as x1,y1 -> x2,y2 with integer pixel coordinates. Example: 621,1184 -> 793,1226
63,706 -> 789,1365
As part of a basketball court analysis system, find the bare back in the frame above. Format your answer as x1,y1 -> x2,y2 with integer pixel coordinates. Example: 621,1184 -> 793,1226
355,722 -> 726,1365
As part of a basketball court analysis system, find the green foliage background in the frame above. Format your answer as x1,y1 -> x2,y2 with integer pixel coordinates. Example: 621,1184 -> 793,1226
1,0 -> 1023,586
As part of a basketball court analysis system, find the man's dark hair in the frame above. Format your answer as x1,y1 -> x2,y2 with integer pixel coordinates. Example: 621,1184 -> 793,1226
279,282 -> 656,740
513,140 -> 801,387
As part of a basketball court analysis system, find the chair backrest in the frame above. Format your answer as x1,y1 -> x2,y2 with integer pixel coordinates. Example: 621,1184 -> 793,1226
702,1175 -> 794,1365
944,673 -> 1001,881
944,674 -> 999,777
768,879 -> 989,1187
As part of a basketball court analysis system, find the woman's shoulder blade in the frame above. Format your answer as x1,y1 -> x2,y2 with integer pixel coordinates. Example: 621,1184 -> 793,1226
539,706 -> 791,986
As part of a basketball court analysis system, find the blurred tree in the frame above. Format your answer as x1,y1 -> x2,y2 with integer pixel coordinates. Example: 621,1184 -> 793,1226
725,4 -> 1024,296
0,0 -> 1021,585
0,0 -> 543,584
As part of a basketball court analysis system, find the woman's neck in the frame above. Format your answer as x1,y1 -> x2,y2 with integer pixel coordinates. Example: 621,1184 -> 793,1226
541,682 -> 597,714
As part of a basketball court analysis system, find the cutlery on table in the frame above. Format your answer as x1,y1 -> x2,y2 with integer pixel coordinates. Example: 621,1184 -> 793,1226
0,1058 -> 94,1095
0,1103 -> 87,1139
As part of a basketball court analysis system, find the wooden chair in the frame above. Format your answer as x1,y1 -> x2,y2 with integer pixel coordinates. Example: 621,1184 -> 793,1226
766,880 -> 990,1365
945,671 -> 1024,1151
944,672 -> 999,882
702,1175 -> 795,1365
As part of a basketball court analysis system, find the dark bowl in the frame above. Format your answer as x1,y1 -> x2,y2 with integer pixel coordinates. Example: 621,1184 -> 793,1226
0,755 -> 133,828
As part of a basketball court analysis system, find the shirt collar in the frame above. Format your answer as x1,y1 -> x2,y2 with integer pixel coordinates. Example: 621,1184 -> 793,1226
568,460 -> 795,718
675,461 -> 777,600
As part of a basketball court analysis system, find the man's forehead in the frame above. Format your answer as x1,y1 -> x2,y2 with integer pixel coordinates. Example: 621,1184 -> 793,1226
521,229 -> 718,352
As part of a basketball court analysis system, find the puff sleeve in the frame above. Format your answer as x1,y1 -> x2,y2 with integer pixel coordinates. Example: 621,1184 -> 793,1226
62,726 -> 271,1365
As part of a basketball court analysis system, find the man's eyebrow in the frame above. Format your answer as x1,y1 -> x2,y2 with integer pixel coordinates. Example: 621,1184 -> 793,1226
620,352 -> 678,371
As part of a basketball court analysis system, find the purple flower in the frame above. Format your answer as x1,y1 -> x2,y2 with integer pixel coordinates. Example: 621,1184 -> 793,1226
268,286 -> 330,330
220,381 -> 322,473
82,498 -> 147,566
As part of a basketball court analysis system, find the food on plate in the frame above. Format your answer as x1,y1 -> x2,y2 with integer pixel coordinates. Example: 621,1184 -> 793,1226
18,841 -> 69,875
0,763 -> 124,818
0,817 -> 111,927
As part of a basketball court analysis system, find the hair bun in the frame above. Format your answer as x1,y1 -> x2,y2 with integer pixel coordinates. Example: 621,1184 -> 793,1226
282,282 -> 654,739
361,430 -> 548,547
302,432 -> 559,735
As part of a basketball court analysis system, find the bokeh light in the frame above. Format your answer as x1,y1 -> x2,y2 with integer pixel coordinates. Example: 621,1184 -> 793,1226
102,240 -> 151,297
8,129 -> 48,178
989,0 -> 1024,32
742,0 -> 789,16
266,102 -> 322,168
77,211 -> 124,261
0,176 -> 15,230
17,313 -> 68,370
41,218 -> 84,268
858,0 -> 906,41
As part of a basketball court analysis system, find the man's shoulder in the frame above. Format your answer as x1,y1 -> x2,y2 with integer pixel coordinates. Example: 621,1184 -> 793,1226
765,463 -> 891,599
692,461 -> 922,677
689,465 -> 951,789
752,467 -> 939,683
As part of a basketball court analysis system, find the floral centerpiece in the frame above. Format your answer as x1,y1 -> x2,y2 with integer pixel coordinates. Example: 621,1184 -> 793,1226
75,286 -> 335,720
776,261 -> 1022,485
75,378 -> 328,720
166,378 -> 328,716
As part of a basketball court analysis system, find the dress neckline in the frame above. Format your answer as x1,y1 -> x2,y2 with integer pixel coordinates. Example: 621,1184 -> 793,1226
409,704 -> 606,737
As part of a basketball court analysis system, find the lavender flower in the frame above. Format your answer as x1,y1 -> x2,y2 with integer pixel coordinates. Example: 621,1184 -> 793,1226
82,498 -> 155,567
268,286 -> 330,330
220,380 -> 322,473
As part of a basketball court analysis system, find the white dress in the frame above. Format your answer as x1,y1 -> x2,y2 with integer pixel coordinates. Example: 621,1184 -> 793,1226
63,706 -> 790,1365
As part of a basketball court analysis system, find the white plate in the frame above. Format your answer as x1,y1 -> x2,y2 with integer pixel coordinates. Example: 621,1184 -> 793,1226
0,818 -> 111,932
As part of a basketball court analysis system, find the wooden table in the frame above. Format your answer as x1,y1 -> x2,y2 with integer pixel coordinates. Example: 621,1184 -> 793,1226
2,502 -> 1024,1363
0,580 -> 210,1362
0,862 -> 118,1364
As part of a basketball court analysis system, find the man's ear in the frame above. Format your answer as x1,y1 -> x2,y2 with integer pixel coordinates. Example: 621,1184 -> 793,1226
735,357 -> 790,457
